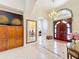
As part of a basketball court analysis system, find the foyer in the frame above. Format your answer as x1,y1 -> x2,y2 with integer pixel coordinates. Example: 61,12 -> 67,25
0,0 -> 79,59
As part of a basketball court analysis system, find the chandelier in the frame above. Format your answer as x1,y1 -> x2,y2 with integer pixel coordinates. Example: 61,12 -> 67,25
49,0 -> 58,19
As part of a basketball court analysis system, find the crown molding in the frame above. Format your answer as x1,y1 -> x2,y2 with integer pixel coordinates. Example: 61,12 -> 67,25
0,4 -> 23,15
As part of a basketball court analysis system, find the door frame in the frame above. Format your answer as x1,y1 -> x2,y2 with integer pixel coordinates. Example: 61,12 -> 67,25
53,19 -> 72,41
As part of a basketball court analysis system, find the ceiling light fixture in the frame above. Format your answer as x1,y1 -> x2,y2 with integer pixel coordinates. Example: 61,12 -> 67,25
49,0 -> 58,19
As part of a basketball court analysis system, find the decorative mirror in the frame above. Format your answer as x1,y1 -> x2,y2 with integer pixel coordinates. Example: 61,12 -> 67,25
26,20 -> 37,43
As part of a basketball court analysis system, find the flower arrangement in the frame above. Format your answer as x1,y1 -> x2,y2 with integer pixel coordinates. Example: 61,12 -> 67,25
68,32 -> 79,43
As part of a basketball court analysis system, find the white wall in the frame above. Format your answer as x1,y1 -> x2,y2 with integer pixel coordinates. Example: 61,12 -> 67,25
0,0 -> 24,11
24,0 -> 37,19
24,0 -> 38,45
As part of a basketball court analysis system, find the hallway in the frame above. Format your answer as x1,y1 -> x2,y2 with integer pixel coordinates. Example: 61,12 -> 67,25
0,39 -> 67,59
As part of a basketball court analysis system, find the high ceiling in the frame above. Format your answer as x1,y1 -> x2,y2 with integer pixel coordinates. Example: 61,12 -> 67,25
24,0 -> 69,19
32,0 -> 69,10
0,0 -> 25,11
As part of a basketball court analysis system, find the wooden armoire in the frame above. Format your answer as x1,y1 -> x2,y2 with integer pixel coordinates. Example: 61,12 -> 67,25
0,10 -> 23,52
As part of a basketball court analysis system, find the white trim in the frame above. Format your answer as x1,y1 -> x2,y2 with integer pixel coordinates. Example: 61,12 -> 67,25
0,4 -> 23,15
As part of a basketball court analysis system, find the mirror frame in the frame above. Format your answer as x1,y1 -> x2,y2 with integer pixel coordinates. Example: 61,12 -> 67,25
26,20 -> 37,43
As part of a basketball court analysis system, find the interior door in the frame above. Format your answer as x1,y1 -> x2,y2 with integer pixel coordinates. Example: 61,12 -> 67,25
56,21 -> 67,41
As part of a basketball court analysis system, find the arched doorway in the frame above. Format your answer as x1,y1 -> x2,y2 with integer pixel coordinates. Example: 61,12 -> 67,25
54,20 -> 71,41
53,8 -> 73,41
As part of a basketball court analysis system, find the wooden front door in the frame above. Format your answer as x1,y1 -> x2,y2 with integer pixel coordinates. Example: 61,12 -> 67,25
53,18 -> 72,41
56,21 -> 67,41
54,20 -> 72,41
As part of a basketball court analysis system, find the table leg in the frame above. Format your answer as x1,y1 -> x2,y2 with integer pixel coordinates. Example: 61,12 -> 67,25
77,55 -> 79,59
70,55 -> 72,59
67,53 -> 69,59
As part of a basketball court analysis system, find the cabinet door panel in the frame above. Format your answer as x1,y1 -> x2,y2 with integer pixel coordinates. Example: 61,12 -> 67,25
15,26 -> 23,47
0,26 -> 6,39
0,39 -> 7,51
9,39 -> 15,49
15,38 -> 23,47
8,26 -> 16,49
16,26 -> 23,37
0,26 -> 8,51
8,26 -> 16,39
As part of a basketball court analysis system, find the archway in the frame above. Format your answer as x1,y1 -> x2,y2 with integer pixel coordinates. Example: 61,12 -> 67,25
54,20 -> 71,41
53,8 -> 73,41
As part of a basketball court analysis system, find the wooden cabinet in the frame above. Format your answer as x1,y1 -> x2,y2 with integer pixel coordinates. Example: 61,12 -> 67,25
0,26 -> 23,51
0,39 -> 8,51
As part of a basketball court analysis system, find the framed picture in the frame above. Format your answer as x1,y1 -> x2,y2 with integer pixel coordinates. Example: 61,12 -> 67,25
0,10 -> 23,26
26,20 -> 37,43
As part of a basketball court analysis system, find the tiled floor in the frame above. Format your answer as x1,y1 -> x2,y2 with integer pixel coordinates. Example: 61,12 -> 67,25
0,37 -> 68,59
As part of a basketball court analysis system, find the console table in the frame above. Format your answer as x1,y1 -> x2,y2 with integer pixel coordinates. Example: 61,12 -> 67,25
46,36 -> 53,40
67,43 -> 79,59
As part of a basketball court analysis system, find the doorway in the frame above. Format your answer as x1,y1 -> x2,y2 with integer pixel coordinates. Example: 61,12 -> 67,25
53,20 -> 72,41
53,8 -> 73,41
37,17 -> 48,45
